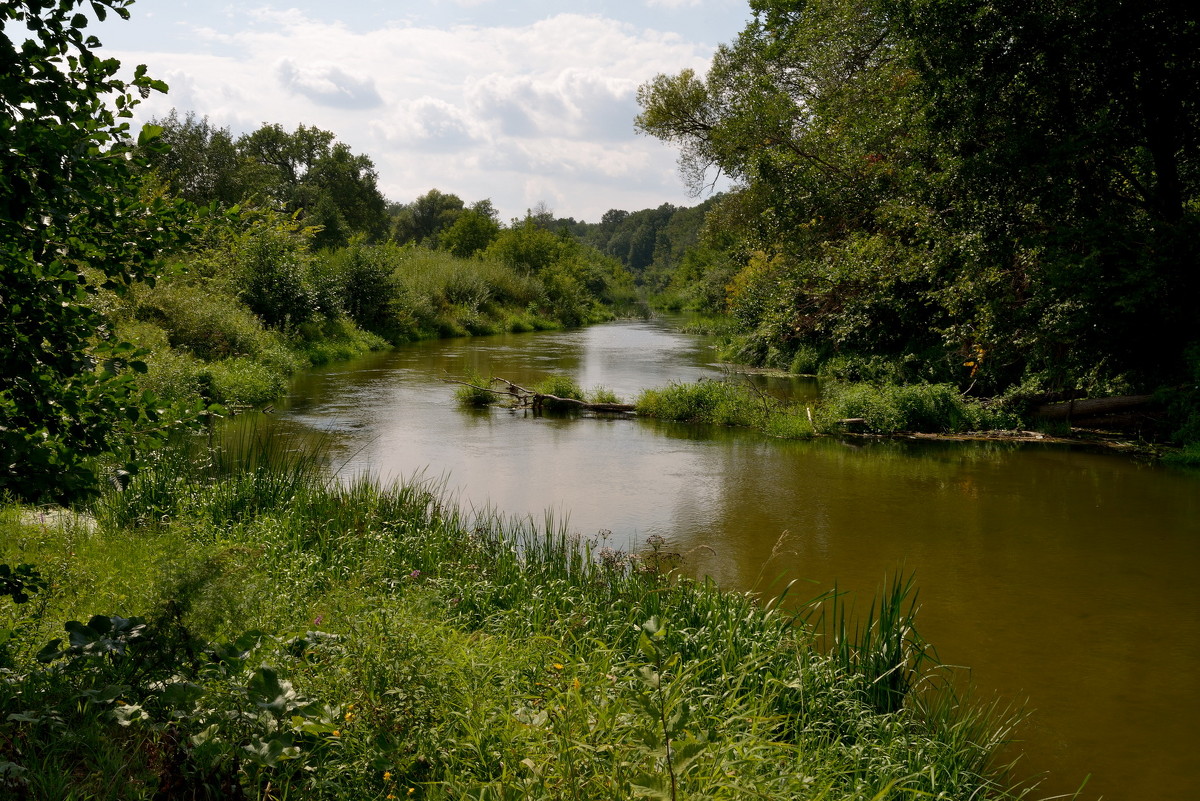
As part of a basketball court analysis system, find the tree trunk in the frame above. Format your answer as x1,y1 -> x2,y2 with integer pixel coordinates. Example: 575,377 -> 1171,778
1033,394 -> 1156,421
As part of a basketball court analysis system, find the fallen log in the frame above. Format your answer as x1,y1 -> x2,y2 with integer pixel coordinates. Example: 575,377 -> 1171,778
1033,394 -> 1156,421
446,376 -> 636,413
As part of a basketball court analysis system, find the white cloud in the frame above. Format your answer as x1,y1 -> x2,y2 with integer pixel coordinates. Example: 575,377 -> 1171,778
111,7 -> 723,220
277,60 -> 383,109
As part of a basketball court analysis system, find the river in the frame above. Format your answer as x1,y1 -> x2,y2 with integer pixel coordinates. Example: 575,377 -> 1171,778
244,317 -> 1200,800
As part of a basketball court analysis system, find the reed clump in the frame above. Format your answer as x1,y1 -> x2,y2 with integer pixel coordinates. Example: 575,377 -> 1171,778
0,438 -> 1035,800
635,379 -> 816,437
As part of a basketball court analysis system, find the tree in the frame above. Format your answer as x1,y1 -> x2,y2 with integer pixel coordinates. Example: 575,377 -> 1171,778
888,0 -> 1200,385
1,0 -> 189,501
439,200 -> 501,258
390,188 -> 465,246
141,109 -> 246,206
640,0 -> 1200,391
145,117 -> 389,249
236,123 -> 388,249
636,0 -> 941,369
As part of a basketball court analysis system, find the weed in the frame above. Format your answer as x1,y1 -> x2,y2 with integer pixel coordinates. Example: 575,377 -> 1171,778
0,443 -> 1036,800
456,370 -> 498,408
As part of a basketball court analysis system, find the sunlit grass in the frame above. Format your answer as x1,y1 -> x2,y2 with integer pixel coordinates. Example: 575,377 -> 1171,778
0,438 -> 1036,800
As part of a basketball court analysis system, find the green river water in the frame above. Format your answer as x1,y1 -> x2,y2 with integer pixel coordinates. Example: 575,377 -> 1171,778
241,317 -> 1200,800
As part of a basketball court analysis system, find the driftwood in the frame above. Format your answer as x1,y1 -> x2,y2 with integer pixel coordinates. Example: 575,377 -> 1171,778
1033,394 -> 1157,421
447,376 -> 636,413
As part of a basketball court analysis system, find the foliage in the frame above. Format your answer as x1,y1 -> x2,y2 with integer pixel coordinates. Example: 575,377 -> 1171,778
1163,443 -> 1200,468
816,382 -> 1016,435
235,218 -> 322,328
455,370 -> 496,408
587,386 -> 623,405
635,0 -> 1200,410
636,379 -> 816,439
438,202 -> 502,258
535,374 -> 586,410
143,113 -> 389,249
320,239 -> 405,333
0,0 -> 197,502
0,563 -> 45,606
0,446 -> 1032,800
390,188 -> 467,247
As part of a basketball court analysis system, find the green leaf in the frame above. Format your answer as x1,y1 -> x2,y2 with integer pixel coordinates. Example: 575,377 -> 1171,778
113,703 -> 148,726
137,123 -> 164,146
35,638 -> 64,663
247,666 -> 300,715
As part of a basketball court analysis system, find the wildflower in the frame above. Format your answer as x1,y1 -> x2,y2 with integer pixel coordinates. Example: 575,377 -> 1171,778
383,771 -> 392,781
387,795 -> 397,800
572,678 -> 581,690
552,663 -> 564,670
332,729 -> 341,737
313,615 -> 324,625
409,569 -> 421,579
344,711 -> 354,722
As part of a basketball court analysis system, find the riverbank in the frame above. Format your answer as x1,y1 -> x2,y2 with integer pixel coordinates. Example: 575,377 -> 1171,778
628,373 -> 1199,464
0,440 -> 1035,800
109,233 -> 637,413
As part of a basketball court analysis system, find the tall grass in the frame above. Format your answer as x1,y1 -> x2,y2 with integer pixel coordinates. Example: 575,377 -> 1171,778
635,379 -> 815,438
0,438 -> 1037,800
636,378 -> 1021,439
817,381 -> 1017,434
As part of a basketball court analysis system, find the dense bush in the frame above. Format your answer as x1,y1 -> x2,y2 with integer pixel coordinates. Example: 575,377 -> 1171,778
320,241 -> 404,333
235,225 -> 322,329
636,380 -> 815,439
816,382 -> 1017,435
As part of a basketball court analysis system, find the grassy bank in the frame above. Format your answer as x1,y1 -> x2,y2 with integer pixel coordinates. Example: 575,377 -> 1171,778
105,215 -> 638,412
633,379 -> 1018,439
0,438 -> 1033,800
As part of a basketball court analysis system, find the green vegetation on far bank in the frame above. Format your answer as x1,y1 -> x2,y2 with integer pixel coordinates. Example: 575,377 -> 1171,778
0,438 -> 1033,800
634,378 -> 1017,439
633,0 -> 1200,446
114,214 -> 637,413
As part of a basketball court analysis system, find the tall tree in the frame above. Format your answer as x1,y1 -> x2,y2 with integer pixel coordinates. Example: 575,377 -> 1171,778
889,0 -> 1200,382
1,0 -> 188,501
142,109 -> 246,206
145,116 -> 389,249
639,0 -> 1200,390
390,188 -> 465,246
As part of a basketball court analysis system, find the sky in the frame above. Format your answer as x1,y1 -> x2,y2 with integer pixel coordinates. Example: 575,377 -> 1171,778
91,0 -> 753,223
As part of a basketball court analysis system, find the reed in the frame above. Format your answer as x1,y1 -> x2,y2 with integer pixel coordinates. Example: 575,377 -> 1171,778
0,439 -> 1039,800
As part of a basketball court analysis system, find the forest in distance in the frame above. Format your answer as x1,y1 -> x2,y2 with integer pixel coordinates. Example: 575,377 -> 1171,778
2,0 -> 1199,798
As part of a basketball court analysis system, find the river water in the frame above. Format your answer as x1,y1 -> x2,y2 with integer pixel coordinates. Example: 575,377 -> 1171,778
250,318 -> 1200,800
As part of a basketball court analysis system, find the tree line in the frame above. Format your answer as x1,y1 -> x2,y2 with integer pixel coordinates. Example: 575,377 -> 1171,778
636,0 -> 1200,434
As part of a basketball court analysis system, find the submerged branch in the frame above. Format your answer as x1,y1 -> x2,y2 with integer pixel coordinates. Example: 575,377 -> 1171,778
446,376 -> 636,413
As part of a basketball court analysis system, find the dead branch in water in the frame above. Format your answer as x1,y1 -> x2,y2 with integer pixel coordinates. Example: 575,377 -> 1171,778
446,376 -> 636,413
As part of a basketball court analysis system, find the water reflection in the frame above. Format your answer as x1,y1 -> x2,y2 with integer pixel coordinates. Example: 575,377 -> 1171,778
236,318 -> 1200,801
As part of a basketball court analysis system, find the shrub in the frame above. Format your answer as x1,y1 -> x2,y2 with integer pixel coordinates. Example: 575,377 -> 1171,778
455,370 -> 496,408
199,358 -> 289,406
587,386 -> 623,405
236,225 -> 321,328
135,283 -> 275,362
636,380 -> 761,427
1164,443 -> 1200,467
817,382 -> 1013,434
321,241 -> 404,333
